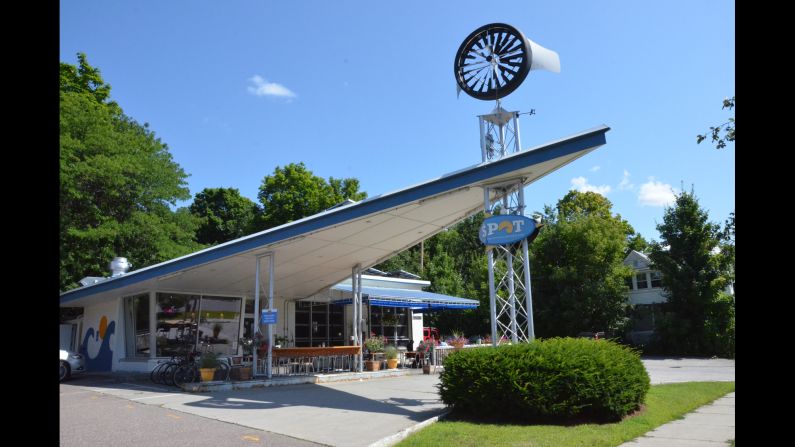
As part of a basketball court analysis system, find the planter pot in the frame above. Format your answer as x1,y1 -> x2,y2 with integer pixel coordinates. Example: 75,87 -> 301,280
231,366 -> 252,381
422,364 -> 431,374
199,368 -> 216,382
386,359 -> 399,369
364,360 -> 381,371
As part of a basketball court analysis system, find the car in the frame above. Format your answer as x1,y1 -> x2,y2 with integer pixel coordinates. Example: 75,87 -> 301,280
60,349 -> 85,382
577,331 -> 606,340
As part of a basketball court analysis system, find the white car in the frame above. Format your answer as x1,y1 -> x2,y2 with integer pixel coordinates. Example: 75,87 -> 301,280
60,349 -> 85,382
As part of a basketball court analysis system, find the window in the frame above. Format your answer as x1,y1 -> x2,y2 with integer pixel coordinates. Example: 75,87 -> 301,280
197,295 -> 242,356
294,301 -> 346,347
155,293 -> 241,357
625,276 -> 634,290
650,271 -> 662,288
369,306 -> 409,347
155,293 -> 199,357
636,272 -> 649,289
124,294 -> 150,358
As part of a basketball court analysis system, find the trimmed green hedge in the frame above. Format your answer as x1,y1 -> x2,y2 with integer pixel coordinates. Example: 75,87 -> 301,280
438,337 -> 650,422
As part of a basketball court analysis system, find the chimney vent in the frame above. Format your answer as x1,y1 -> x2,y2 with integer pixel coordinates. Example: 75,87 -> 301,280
109,257 -> 131,277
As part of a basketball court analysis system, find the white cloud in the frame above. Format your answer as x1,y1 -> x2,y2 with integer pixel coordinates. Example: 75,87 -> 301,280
638,178 -> 678,206
247,75 -> 296,98
570,176 -> 611,196
590,165 -> 601,172
618,170 -> 634,190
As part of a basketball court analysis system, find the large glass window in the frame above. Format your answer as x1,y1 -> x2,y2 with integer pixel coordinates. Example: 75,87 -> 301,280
155,293 -> 199,357
155,293 -> 241,357
198,295 -> 242,356
368,306 -> 409,347
294,301 -> 346,347
124,294 -> 150,358
650,271 -> 662,288
635,272 -> 649,289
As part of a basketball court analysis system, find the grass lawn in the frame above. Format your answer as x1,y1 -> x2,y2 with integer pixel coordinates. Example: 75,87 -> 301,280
398,381 -> 735,447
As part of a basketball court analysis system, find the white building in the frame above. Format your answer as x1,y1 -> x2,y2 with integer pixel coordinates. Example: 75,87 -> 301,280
58,126 -> 610,374
624,250 -> 665,345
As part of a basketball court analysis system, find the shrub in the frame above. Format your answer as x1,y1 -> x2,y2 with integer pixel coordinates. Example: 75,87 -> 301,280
364,336 -> 385,353
199,352 -> 220,369
438,337 -> 650,422
384,345 -> 399,360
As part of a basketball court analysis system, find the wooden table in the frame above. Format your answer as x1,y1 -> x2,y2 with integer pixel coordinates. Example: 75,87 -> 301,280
266,346 -> 362,375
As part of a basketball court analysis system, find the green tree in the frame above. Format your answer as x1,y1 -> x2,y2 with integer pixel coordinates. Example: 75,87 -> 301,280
529,191 -> 635,337
648,189 -> 734,356
697,96 -> 735,149
189,187 -> 260,245
60,53 -> 203,291
256,162 -> 367,229
373,213 -> 492,338
627,233 -> 651,255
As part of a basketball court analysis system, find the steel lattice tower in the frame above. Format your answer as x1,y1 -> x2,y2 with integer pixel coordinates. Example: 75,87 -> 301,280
479,101 -> 536,344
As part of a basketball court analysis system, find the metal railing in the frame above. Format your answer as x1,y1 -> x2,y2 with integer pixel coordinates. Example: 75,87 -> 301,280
430,344 -> 487,366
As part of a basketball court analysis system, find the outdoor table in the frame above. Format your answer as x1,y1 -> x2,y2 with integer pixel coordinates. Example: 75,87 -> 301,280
270,346 -> 361,374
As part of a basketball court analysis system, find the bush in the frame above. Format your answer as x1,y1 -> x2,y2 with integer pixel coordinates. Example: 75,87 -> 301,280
385,345 -> 399,360
438,337 -> 650,422
199,352 -> 220,369
364,336 -> 385,353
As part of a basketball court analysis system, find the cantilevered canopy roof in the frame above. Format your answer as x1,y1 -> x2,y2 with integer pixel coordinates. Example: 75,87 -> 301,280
329,284 -> 479,311
60,126 -> 609,308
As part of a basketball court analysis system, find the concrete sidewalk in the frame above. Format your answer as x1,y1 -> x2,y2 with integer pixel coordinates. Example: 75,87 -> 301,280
620,392 -> 735,446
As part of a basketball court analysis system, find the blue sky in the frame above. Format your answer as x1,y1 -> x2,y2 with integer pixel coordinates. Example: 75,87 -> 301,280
60,1 -> 734,242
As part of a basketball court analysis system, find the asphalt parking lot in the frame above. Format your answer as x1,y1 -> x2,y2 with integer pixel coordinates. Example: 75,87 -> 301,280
61,357 -> 734,446
62,372 -> 445,447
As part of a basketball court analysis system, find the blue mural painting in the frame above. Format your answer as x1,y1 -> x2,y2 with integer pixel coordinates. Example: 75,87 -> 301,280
80,315 -> 115,371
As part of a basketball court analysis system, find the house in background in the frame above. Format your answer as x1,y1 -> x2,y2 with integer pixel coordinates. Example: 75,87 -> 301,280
624,250 -> 664,345
623,249 -> 735,345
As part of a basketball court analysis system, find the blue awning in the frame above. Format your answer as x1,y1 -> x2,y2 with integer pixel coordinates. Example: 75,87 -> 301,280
330,284 -> 479,311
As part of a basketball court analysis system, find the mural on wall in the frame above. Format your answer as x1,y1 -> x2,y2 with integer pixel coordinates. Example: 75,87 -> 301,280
80,315 -> 115,371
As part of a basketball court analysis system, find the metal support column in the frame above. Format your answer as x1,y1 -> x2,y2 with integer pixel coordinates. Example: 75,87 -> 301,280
519,186 -> 535,341
352,264 -> 364,372
267,254 -> 274,378
253,257 -> 260,376
253,252 -> 274,378
485,188 -> 498,347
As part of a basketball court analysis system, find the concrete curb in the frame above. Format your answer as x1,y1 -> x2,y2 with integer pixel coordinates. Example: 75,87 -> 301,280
366,410 -> 449,447
179,367 -> 425,392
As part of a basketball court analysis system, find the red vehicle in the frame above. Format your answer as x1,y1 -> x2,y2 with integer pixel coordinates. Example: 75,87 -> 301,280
423,327 -> 440,342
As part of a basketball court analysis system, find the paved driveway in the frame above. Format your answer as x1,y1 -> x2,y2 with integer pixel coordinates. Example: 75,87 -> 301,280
65,373 -> 445,447
641,357 -> 735,384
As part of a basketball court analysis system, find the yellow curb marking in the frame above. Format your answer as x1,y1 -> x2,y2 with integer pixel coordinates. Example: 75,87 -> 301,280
166,413 -> 182,419
126,405 -> 134,409
241,435 -> 260,442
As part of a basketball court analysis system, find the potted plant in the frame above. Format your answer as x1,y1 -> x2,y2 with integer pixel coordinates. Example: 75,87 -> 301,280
199,352 -> 220,381
251,332 -> 268,357
384,345 -> 399,369
364,336 -> 385,371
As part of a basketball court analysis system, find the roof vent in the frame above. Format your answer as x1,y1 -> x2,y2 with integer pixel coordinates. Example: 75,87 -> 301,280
79,276 -> 107,287
109,257 -> 131,277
